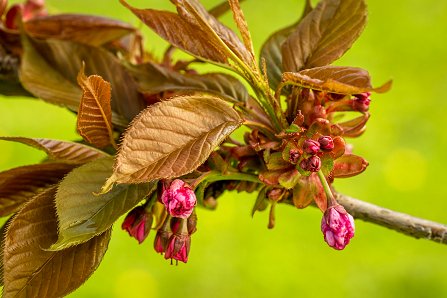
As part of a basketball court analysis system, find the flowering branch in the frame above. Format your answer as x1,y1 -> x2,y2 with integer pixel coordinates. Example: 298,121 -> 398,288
336,193 -> 447,245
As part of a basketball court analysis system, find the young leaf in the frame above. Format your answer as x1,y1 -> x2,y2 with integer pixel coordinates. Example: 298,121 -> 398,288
0,162 -> 75,217
172,0 -> 253,66
208,0 -> 246,18
108,94 -> 243,184
292,174 -> 326,211
120,1 -> 228,65
52,157 -> 156,249
0,137 -> 107,164
20,34 -> 82,112
228,0 -> 255,62
282,66 -> 392,94
332,154 -> 368,178
20,36 -> 145,127
24,14 -> 136,47
3,187 -> 111,298
259,0 -> 312,89
337,113 -> 370,137
126,62 -> 248,102
282,0 -> 367,72
0,0 -> 6,17
251,186 -> 269,217
76,63 -> 115,148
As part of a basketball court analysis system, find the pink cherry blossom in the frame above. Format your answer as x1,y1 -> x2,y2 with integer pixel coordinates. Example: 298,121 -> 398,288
161,179 -> 196,218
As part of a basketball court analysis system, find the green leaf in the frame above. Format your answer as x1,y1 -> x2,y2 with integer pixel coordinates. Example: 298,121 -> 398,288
265,152 -> 291,171
0,137 -> 106,164
259,0 -> 312,89
282,0 -> 367,72
282,66 -> 392,94
106,94 -> 242,185
52,157 -> 156,249
0,162 -> 75,217
320,153 -> 334,176
126,61 -> 248,102
3,187 -> 111,298
278,169 -> 301,189
251,186 -> 269,217
24,14 -> 136,47
332,154 -> 368,178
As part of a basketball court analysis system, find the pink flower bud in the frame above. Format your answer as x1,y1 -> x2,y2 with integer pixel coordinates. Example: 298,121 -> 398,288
121,206 -> 152,244
321,205 -> 355,250
161,179 -> 197,218
165,221 -> 191,263
352,92 -> 371,112
154,229 -> 171,254
187,211 -> 198,235
303,139 -> 320,155
300,156 -> 321,172
318,136 -> 334,151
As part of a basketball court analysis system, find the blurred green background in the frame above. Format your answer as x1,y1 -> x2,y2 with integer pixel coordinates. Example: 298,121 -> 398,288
2,0 -> 447,297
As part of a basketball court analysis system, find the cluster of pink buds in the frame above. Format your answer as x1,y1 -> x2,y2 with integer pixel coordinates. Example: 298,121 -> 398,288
299,136 -> 334,172
155,179 -> 197,264
121,179 -> 197,263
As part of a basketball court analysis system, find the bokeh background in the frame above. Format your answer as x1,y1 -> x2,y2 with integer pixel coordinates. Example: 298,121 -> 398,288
1,0 -> 447,297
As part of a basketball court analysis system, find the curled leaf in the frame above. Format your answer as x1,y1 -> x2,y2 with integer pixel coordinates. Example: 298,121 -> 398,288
76,63 -> 115,148
332,154 -> 369,178
24,14 -> 136,46
338,113 -> 370,137
228,0 -> 255,62
282,66 -> 392,95
107,94 -> 243,184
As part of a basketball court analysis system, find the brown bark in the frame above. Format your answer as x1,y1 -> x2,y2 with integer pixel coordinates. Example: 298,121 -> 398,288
337,193 -> 447,245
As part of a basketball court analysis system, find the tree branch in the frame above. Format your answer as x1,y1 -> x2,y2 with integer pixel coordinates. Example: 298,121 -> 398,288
336,193 -> 447,245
